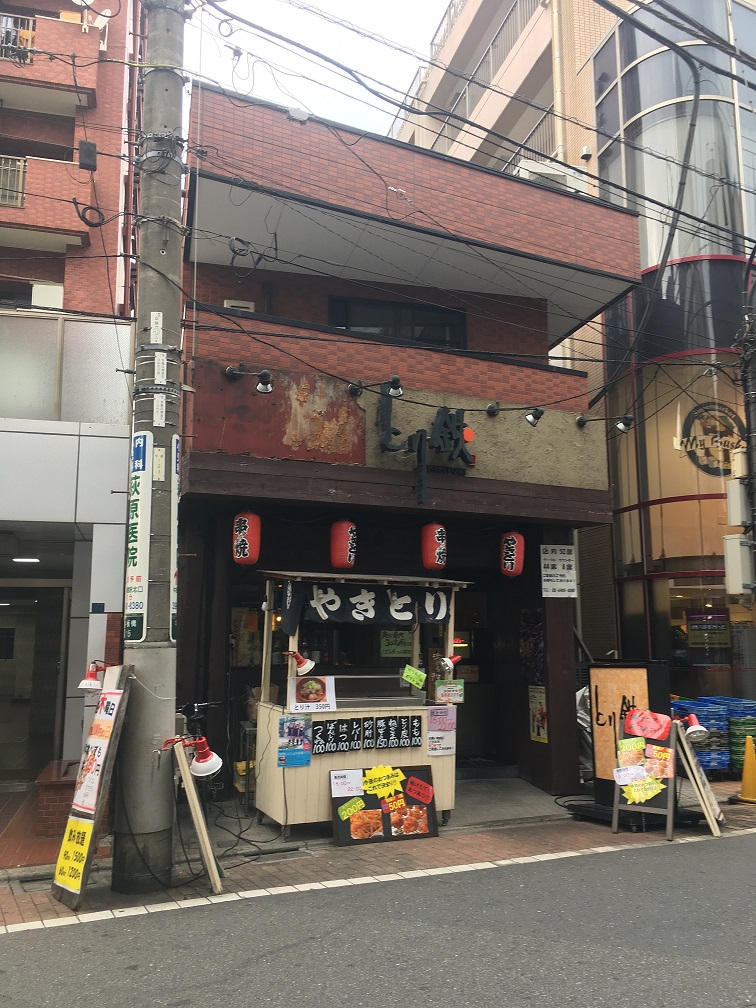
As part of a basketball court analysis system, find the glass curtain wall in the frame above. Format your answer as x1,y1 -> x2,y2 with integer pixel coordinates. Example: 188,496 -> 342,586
595,0 -> 756,698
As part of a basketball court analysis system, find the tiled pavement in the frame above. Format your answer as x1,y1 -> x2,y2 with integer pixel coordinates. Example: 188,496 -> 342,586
1,778 -> 754,933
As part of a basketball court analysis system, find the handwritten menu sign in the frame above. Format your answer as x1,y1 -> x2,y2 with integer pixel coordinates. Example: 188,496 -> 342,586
330,765 -> 439,847
312,715 -> 422,756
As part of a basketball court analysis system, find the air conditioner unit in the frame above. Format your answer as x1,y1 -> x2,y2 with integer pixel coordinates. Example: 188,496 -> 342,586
223,300 -> 255,312
514,159 -> 588,196
724,534 -> 755,594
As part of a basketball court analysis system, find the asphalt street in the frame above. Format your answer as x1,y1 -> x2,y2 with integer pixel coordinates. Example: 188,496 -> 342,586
4,833 -> 755,1008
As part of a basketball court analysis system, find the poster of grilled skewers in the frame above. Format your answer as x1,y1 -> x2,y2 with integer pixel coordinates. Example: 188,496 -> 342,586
330,764 -> 438,847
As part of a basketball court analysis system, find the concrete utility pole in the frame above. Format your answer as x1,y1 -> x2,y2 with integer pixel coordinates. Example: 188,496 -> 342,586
112,0 -> 185,892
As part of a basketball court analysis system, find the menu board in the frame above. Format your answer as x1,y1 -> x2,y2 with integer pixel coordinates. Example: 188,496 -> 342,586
330,764 -> 438,847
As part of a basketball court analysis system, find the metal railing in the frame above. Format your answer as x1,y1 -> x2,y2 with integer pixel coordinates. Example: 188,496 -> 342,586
429,0 -> 541,154
430,0 -> 469,61
0,156 -> 25,207
0,13 -> 35,61
500,106 -> 556,175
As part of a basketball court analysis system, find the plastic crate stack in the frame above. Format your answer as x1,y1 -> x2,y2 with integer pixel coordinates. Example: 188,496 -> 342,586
703,697 -> 756,771
671,699 -> 730,770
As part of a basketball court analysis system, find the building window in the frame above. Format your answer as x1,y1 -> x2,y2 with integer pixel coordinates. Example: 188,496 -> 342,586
329,297 -> 466,349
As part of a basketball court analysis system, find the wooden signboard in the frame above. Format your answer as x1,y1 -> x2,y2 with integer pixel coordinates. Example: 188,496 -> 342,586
52,666 -> 131,909
331,764 -> 438,847
589,663 -> 669,806
676,729 -> 724,837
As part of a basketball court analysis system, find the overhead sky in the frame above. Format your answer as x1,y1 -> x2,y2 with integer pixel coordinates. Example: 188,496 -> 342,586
184,0 -> 449,136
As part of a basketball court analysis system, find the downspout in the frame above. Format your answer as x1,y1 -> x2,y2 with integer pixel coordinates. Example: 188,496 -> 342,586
548,0 -> 567,161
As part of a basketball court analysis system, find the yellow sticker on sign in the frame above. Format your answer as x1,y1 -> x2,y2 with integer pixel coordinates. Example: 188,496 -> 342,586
362,765 -> 406,800
621,777 -> 666,804
54,815 -> 94,894
337,796 -> 366,821
402,664 -> 427,689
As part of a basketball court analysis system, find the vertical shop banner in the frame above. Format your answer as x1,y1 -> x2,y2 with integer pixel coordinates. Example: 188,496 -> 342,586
71,689 -> 124,814
52,668 -> 131,910
529,685 -> 548,743
124,432 -> 152,642
331,765 -> 438,846
169,433 -> 179,643
540,545 -> 577,598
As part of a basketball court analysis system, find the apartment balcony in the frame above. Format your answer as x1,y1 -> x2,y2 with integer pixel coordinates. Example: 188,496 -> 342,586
0,11 -> 102,115
0,155 -> 90,250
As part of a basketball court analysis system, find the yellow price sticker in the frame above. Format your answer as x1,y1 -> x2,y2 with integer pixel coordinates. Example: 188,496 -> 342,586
338,796 -> 366,821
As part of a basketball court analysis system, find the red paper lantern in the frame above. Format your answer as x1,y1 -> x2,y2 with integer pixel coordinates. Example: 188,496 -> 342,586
330,520 -> 357,569
500,532 -> 524,576
232,513 -> 261,565
421,523 -> 447,570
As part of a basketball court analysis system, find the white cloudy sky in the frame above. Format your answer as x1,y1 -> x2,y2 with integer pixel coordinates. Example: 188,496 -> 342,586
184,0 -> 449,135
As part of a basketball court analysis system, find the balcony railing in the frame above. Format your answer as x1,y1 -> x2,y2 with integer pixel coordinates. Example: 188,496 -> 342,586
0,14 -> 35,62
430,0 -> 469,61
430,0 -> 541,155
0,156 -> 24,208
500,107 -> 556,175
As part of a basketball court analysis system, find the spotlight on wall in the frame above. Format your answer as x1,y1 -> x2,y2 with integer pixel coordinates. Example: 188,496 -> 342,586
576,414 -> 634,433
223,365 -> 274,393
388,375 -> 403,398
486,402 -> 500,417
524,407 -> 544,427
348,377 -> 404,398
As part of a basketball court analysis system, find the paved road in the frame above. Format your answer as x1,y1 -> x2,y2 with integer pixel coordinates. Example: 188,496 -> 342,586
5,833 -> 755,1008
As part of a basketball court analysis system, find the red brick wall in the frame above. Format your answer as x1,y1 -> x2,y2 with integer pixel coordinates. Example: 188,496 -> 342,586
0,247 -> 64,285
189,86 -> 641,281
0,108 -> 75,150
105,613 -> 124,667
185,265 -> 549,359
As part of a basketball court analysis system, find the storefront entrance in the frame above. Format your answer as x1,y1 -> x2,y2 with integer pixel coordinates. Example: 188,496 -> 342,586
0,587 -> 68,790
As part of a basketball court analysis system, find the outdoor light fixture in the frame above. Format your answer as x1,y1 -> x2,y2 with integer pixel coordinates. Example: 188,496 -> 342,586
347,376 -> 404,398
486,402 -> 500,417
223,365 -> 274,393
576,414 -> 634,433
675,713 -> 709,743
438,654 -> 462,676
388,375 -> 403,397
161,735 -> 224,778
283,650 -> 316,675
524,407 -> 544,427
12,557 -> 40,563
78,660 -> 105,693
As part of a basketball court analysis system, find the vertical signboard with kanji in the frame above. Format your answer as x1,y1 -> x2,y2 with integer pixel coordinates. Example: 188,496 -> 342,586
540,545 -> 577,597
169,433 -> 179,643
52,668 -> 131,910
124,432 -> 152,642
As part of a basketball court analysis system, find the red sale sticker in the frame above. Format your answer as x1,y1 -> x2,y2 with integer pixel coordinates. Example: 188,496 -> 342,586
405,776 -> 434,804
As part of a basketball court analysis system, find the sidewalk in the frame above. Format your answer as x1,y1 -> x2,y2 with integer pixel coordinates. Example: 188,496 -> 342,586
1,777 -> 754,932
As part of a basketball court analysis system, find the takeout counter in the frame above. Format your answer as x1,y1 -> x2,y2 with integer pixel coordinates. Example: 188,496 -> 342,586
254,701 -> 455,827
252,571 -> 466,831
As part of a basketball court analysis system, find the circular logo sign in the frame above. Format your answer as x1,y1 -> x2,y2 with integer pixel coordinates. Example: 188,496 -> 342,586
680,402 -> 745,477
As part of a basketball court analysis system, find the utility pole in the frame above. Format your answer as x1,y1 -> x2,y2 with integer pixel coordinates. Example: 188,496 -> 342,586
112,0 -> 185,892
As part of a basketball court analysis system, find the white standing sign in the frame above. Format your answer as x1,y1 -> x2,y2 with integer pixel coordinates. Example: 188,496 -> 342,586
540,545 -> 578,598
